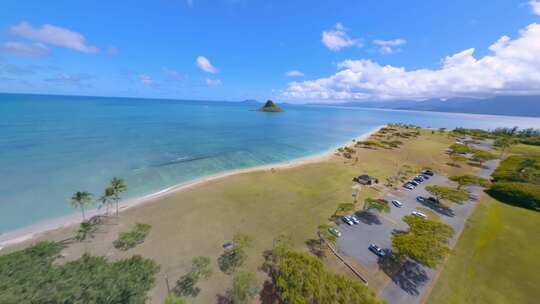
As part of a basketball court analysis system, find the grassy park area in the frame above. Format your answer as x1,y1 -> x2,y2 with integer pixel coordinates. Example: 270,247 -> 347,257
2,127 -> 476,303
427,195 -> 540,304
428,141 -> 540,304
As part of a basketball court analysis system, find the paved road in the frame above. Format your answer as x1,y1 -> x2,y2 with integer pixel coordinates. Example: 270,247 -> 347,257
336,140 -> 498,304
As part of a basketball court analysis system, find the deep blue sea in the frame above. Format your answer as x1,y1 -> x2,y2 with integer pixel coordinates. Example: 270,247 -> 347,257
1,93 -> 540,233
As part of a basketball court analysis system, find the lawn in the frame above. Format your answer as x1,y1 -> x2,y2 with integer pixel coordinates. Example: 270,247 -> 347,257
507,143 -> 540,156
427,195 -> 540,304
4,128 -> 473,303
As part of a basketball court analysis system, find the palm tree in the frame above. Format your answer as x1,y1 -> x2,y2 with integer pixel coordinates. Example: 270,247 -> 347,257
109,177 -> 128,216
70,191 -> 93,221
98,187 -> 115,216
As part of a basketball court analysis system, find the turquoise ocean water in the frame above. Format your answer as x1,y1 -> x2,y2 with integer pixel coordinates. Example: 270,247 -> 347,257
1,93 -> 540,233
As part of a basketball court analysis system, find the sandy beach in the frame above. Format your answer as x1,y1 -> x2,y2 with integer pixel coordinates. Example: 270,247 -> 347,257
0,125 -> 384,250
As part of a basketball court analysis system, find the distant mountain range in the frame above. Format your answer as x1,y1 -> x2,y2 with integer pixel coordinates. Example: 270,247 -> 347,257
321,96 -> 540,118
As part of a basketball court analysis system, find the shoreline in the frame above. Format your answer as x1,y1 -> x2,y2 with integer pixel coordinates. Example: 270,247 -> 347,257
0,125 -> 385,250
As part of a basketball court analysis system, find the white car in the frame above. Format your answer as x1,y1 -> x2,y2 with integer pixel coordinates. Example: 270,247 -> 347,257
342,216 -> 355,225
392,200 -> 403,208
350,214 -> 361,224
411,210 -> 427,219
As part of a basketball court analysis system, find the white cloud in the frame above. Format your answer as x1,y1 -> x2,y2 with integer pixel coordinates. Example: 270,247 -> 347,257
139,74 -> 154,85
321,23 -> 362,51
530,1 -> 540,15
10,21 -> 99,53
205,78 -> 222,86
1,41 -> 49,57
286,70 -> 304,77
196,56 -> 219,74
373,39 -> 407,54
284,23 -> 540,102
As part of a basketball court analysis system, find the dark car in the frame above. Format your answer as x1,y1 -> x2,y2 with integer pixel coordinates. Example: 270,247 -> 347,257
368,244 -> 386,257
420,173 -> 430,179
413,177 -> 423,183
422,170 -> 434,176
416,196 -> 426,203
410,180 -> 420,186
427,197 -> 438,204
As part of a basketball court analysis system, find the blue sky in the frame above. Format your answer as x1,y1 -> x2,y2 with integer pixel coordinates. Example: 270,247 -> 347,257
0,0 -> 539,103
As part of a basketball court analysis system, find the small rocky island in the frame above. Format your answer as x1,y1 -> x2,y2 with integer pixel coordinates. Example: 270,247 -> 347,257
256,100 -> 284,112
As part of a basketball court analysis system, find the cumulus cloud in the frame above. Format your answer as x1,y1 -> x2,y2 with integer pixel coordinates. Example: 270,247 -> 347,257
139,74 -> 154,85
196,56 -> 219,73
321,23 -> 362,51
286,70 -> 304,77
205,78 -> 222,86
530,1 -> 540,15
0,41 -> 49,57
373,39 -> 406,54
284,23 -> 540,102
10,21 -> 99,53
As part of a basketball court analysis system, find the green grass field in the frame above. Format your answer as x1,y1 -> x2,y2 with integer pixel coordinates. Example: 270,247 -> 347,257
427,194 -> 540,304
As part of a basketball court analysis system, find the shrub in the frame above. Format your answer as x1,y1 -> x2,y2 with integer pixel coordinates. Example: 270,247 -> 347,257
488,182 -> 540,210
492,155 -> 540,184
0,241 -> 159,303
218,234 -> 252,274
265,248 -> 383,304
114,223 -> 152,250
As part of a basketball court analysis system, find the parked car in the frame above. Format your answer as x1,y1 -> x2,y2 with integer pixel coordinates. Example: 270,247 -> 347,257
403,183 -> 415,190
350,214 -> 361,224
413,177 -> 424,183
416,196 -> 426,203
422,169 -> 434,176
409,180 -> 420,186
328,227 -> 341,238
342,216 -> 355,226
392,200 -> 403,208
420,173 -> 430,179
412,210 -> 427,219
368,244 -> 386,257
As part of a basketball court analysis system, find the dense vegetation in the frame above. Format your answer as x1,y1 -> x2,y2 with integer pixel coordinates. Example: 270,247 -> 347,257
452,127 -> 540,146
425,185 -> 469,204
449,174 -> 490,189
392,215 -> 454,268
264,246 -> 383,304
0,241 -> 159,303
489,154 -> 540,210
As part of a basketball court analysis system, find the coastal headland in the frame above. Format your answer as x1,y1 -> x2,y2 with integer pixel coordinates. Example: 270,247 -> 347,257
1,125 -> 480,303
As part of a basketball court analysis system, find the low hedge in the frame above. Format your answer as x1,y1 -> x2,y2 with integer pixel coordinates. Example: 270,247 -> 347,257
488,182 -> 540,210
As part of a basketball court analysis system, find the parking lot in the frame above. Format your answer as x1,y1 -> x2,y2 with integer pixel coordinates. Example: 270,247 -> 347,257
336,156 -> 499,304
